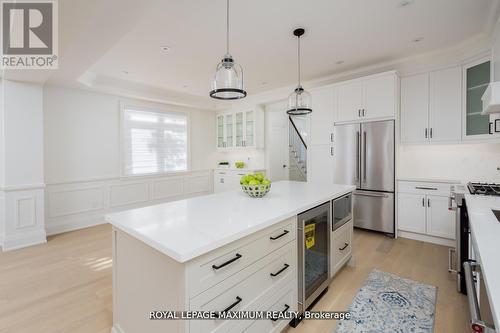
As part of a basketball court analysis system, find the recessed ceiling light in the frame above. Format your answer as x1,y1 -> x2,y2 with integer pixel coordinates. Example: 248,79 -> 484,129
122,70 -> 129,75
182,84 -> 188,88
261,81 -> 268,85
160,45 -> 171,53
413,37 -> 424,43
335,60 -> 345,65
397,0 -> 414,8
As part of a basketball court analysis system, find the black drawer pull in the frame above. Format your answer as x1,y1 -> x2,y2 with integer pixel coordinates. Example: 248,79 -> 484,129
270,304 -> 290,322
270,263 -> 290,277
212,253 -> 242,270
270,230 -> 289,240
415,186 -> 438,191
339,243 -> 349,251
495,119 -> 500,133
214,296 -> 242,318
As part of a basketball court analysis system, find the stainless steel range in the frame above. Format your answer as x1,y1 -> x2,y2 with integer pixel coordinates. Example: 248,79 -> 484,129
467,182 -> 500,196
449,182 -> 498,333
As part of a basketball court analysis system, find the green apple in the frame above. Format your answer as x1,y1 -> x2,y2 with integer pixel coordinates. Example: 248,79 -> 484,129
254,173 -> 264,182
262,179 -> 271,186
248,179 -> 259,186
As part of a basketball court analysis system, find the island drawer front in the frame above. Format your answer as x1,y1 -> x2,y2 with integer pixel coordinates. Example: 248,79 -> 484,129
238,281 -> 296,333
187,218 -> 296,297
189,243 -> 295,333
331,220 -> 352,276
397,181 -> 454,196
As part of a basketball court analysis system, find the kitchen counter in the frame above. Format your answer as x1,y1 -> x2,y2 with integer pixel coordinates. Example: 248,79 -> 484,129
465,194 -> 500,330
106,181 -> 355,262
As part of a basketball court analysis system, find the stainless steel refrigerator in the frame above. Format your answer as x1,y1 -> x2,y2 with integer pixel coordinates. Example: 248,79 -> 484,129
333,120 -> 395,235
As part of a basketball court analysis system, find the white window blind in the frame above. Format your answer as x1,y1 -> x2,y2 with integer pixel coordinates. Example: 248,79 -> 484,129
122,106 -> 188,176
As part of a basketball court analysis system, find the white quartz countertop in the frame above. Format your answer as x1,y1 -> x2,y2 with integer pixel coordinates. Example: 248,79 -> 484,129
106,181 -> 355,263
465,194 -> 500,330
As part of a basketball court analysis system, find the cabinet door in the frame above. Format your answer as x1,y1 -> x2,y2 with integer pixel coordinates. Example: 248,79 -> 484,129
337,81 -> 363,122
310,87 -> 335,145
397,193 -> 426,234
463,59 -> 492,140
363,74 -> 396,120
245,110 -> 255,147
426,195 -> 455,239
307,144 -> 334,183
429,66 -> 462,143
234,112 -> 244,148
224,114 -> 234,148
217,114 -> 225,148
401,73 -> 429,144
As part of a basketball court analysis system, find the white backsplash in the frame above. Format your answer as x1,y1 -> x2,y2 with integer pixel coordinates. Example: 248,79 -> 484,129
215,149 -> 266,170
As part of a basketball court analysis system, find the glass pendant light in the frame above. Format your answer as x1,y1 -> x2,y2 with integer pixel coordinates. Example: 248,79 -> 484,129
286,28 -> 312,115
210,0 -> 247,100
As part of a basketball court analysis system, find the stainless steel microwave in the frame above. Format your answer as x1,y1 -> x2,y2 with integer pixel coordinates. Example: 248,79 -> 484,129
332,193 -> 352,231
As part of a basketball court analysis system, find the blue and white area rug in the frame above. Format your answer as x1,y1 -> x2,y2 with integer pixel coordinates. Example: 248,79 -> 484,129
335,269 -> 437,333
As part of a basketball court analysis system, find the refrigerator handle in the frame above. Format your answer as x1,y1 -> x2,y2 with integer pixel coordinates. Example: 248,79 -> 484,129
363,131 -> 367,183
355,131 -> 360,182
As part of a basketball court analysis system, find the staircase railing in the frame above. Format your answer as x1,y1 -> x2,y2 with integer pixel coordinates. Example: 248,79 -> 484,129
288,116 -> 307,181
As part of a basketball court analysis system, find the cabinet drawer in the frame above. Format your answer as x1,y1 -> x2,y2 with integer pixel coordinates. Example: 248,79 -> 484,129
189,243 -> 295,333
240,281 -> 296,333
398,181 -> 454,196
187,218 -> 296,297
331,220 -> 352,276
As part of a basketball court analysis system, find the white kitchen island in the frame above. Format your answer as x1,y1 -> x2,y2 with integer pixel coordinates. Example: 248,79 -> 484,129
106,181 -> 355,333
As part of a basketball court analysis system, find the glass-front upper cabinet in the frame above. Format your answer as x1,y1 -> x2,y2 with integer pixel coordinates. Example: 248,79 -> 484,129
217,114 -> 225,148
245,111 -> 254,147
463,59 -> 498,140
225,114 -> 233,148
235,112 -> 244,148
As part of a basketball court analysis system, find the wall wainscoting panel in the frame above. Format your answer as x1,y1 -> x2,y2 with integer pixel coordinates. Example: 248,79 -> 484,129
1,188 -> 47,251
44,170 -> 213,236
109,182 -> 150,208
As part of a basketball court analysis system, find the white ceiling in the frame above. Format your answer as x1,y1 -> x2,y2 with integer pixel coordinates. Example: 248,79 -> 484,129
4,0 -> 498,105
87,0 -> 497,99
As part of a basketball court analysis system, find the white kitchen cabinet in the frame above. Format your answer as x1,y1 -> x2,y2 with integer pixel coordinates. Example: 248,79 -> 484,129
330,220 -> 353,277
429,66 -> 462,142
363,74 -> 397,120
217,113 -> 234,149
462,58 -> 500,141
214,169 -> 266,193
217,107 -> 264,150
397,193 -> 426,234
397,180 -> 457,244
309,86 -> 335,145
336,71 -> 397,123
337,81 -> 363,122
401,66 -> 462,144
426,195 -> 455,239
307,144 -> 334,183
401,73 -> 429,143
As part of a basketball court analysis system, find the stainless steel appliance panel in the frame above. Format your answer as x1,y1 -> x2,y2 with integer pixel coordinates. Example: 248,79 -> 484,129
360,120 -> 395,192
297,201 -> 331,314
332,193 -> 352,231
333,123 -> 361,187
353,190 -> 394,233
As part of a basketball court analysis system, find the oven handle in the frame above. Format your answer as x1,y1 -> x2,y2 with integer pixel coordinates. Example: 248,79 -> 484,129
463,261 -> 495,332
448,248 -> 457,273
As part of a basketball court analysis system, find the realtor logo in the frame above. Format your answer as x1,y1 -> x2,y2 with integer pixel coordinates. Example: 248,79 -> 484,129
1,0 -> 58,69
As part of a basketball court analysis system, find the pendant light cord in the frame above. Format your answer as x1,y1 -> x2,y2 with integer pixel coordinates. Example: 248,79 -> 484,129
297,35 -> 301,87
226,0 -> 230,55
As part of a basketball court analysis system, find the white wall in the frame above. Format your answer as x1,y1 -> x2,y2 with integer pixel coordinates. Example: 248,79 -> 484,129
0,80 -> 46,250
398,143 -> 500,183
44,86 -> 217,183
43,85 -> 217,235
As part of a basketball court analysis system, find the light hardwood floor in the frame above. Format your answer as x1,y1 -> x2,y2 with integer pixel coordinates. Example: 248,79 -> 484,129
0,224 -> 469,333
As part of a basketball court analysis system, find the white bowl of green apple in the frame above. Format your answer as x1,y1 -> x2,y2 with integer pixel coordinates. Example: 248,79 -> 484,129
240,173 -> 271,198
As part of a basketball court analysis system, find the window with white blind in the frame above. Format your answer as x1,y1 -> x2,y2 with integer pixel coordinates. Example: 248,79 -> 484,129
122,106 -> 188,176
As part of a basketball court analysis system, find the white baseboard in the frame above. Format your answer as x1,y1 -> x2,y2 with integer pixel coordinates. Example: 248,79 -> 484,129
398,230 -> 455,247
1,229 -> 47,251
46,216 -> 107,236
